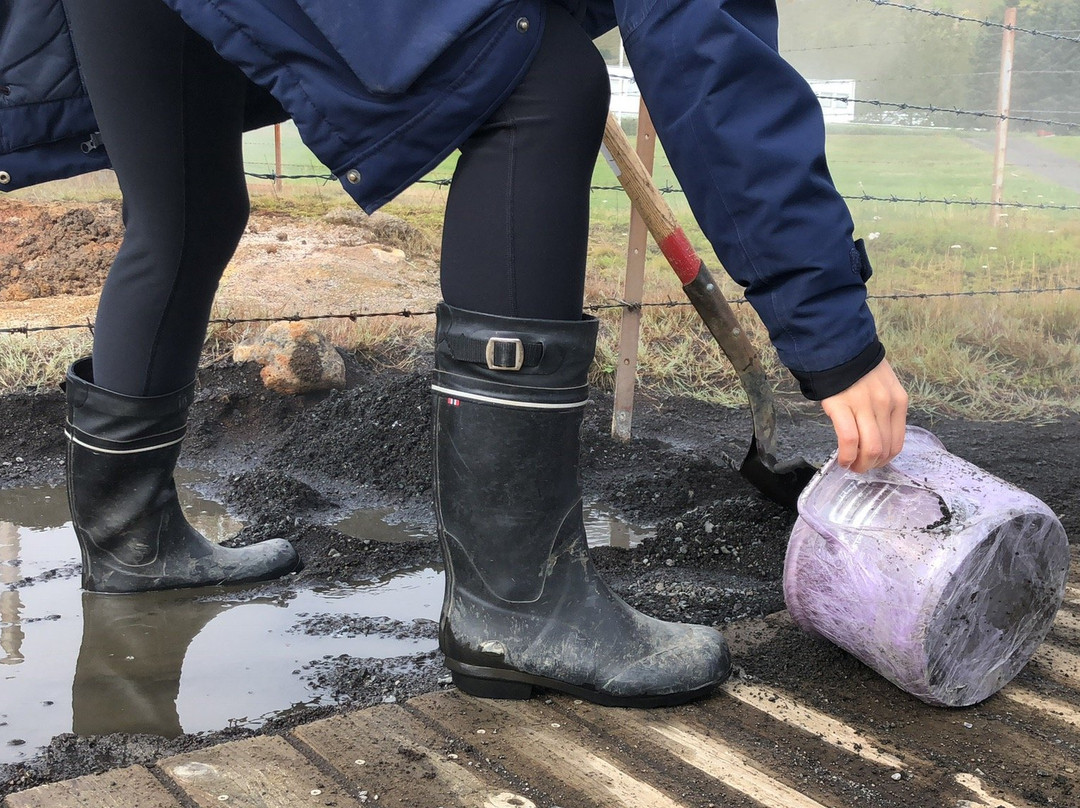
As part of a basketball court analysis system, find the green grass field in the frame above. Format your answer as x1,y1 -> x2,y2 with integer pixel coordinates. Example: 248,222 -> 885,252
827,128 -> 1080,207
242,122 -> 1080,210
1032,134 -> 1080,163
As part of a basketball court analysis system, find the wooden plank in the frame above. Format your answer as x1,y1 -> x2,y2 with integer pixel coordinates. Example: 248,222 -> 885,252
292,702 -> 540,808
635,719 -> 833,808
576,694 -> 942,808
411,690 -> 699,808
731,617 -> 1078,807
4,765 -> 179,808
1050,607 -> 1080,646
954,773 -> 1026,808
157,735 -> 359,808
1030,643 -> 1080,689
699,685 -> 1053,808
764,669 -> 1076,807
1001,686 -> 1080,730
721,680 -> 905,769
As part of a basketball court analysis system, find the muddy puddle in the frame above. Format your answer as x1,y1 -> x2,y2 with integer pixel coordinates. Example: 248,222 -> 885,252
0,478 -> 648,764
332,502 -> 648,550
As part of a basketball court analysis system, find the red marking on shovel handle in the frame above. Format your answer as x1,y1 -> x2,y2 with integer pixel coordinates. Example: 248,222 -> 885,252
658,228 -> 702,285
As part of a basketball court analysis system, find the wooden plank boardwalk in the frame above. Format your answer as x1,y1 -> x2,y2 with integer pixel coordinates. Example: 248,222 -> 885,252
6,545 -> 1080,808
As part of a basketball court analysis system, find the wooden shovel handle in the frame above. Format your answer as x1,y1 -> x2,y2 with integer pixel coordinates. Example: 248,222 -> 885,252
602,116 -> 825,494
601,115 -> 681,246
601,114 -> 761,380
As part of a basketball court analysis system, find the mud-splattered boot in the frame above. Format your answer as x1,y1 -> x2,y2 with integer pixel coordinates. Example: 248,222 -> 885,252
432,303 -> 730,707
65,358 -> 301,593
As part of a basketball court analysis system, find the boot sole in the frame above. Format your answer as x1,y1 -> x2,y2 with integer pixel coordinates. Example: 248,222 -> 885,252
84,556 -> 305,594
446,659 -> 725,708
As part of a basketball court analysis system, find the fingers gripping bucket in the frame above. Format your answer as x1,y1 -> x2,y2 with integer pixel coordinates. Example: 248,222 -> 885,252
783,426 -> 1069,707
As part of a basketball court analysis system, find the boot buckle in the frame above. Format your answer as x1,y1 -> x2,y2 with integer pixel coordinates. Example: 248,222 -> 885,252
485,337 -> 525,371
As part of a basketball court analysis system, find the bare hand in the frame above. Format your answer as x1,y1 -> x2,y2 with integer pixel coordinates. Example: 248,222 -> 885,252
820,359 -> 908,473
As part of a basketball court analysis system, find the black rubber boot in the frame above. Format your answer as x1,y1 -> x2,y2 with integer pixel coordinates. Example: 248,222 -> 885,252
65,358 -> 301,593
433,303 -> 731,707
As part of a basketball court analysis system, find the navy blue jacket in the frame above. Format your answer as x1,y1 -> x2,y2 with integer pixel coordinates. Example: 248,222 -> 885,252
0,0 -> 880,398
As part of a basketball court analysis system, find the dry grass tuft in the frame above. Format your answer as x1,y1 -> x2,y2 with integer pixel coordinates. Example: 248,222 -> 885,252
0,332 -> 91,390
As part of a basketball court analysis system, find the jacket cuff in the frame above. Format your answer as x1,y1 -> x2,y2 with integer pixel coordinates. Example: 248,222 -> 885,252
789,339 -> 886,401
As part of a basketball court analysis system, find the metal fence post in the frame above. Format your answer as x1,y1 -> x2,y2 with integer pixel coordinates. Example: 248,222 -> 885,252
610,99 -> 656,442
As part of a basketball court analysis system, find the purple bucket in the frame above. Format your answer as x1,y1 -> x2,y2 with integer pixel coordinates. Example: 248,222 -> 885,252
784,426 -> 1069,707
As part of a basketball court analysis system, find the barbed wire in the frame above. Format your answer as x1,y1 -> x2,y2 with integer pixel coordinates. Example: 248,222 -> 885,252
784,39 -> 929,53
245,171 -> 336,182
0,309 -> 433,337
4,286 -> 1078,337
850,70 -> 1080,84
240,173 -> 1080,210
861,0 -> 1080,44
816,95 -> 1080,130
868,285 -> 1080,301
841,194 -> 1080,211
594,183 -> 1080,211
1012,108 -> 1080,114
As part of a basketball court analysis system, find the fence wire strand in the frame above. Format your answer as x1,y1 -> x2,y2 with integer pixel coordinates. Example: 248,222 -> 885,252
841,194 -> 1080,211
243,174 -> 1080,211
815,95 -> 1080,130
4,286 -> 1078,338
861,0 -> 1080,44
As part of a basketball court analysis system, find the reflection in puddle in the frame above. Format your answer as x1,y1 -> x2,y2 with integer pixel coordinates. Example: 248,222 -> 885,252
583,502 -> 649,550
331,507 -> 432,544
1,522 -> 25,667
0,482 -> 648,763
332,501 -> 648,550
174,469 -> 246,541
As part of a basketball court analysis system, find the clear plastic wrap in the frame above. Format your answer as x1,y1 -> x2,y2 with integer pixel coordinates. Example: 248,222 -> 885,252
783,426 -> 1069,707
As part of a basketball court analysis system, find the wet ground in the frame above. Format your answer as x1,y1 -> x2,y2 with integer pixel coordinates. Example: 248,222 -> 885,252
0,477 -> 644,765
0,354 -> 1077,802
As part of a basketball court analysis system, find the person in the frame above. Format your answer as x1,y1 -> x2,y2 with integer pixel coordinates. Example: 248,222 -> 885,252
2,0 -> 907,707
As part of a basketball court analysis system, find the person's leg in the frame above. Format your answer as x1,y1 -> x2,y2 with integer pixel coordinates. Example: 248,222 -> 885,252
60,0 -> 299,592
439,4 -> 605,320
432,4 -> 731,706
64,0 -> 250,397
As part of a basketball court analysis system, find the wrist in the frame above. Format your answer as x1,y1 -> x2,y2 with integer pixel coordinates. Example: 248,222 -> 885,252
789,339 -> 886,401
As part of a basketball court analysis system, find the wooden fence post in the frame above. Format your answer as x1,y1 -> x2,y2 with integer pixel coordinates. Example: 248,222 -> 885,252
990,6 -> 1018,227
274,124 -> 284,194
609,99 -> 656,442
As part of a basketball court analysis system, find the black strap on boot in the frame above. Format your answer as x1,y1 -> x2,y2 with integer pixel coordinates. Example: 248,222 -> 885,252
433,302 -> 595,408
65,358 -> 300,593
432,303 -> 730,707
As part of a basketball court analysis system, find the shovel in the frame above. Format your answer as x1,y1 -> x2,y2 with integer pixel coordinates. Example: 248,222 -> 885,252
601,113 -> 817,508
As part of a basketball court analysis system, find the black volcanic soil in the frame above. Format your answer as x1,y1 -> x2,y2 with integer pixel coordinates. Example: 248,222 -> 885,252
0,353 -> 1077,803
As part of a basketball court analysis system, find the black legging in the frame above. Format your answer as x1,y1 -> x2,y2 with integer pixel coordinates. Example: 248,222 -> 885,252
63,0 -> 609,397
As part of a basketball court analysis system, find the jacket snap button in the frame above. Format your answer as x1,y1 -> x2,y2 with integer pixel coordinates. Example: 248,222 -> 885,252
345,169 -> 361,184
0,171 -> 10,185
516,17 -> 530,33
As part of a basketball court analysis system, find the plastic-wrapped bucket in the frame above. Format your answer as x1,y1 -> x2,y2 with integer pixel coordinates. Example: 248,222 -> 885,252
783,426 -> 1069,707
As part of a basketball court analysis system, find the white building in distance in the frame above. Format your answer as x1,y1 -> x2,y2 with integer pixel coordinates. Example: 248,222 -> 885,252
809,79 -> 857,124
608,66 -> 856,125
